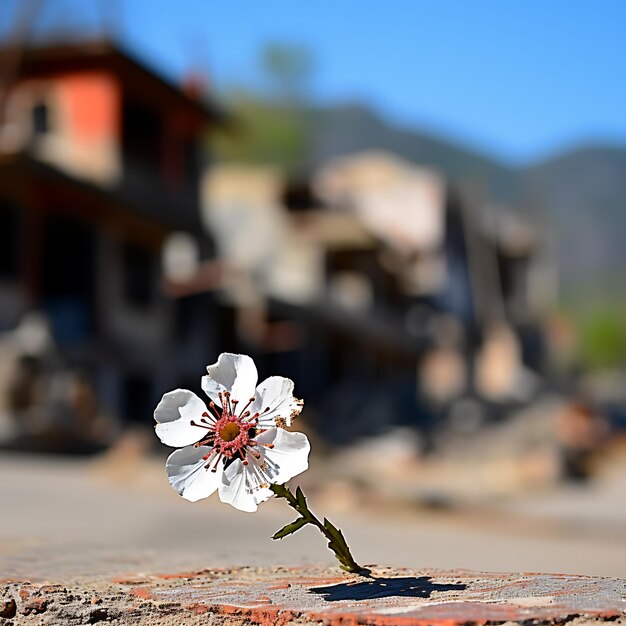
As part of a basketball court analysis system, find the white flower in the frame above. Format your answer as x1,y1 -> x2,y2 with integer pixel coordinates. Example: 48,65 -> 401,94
154,353 -> 309,512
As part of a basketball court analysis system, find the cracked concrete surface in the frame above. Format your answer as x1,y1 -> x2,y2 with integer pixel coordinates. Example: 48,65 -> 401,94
2,566 -> 625,625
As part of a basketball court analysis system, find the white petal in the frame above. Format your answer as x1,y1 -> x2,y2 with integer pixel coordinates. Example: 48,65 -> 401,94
218,459 -> 272,512
166,445 -> 222,502
251,376 -> 304,427
154,389 -> 207,447
255,428 -> 310,485
201,353 -> 258,406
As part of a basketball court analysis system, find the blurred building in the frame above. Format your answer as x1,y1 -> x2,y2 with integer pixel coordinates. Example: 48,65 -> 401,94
0,40 -> 223,443
0,39 -> 553,451
203,153 -> 552,444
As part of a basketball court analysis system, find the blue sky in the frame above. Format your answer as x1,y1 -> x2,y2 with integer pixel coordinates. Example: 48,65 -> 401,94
4,0 -> 626,164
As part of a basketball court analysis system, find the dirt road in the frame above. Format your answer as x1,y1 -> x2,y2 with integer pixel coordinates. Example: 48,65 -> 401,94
1,452 -> 625,580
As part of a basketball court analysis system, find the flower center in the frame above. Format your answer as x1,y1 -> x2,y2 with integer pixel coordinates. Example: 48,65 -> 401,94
190,391 -> 274,471
219,421 -> 240,442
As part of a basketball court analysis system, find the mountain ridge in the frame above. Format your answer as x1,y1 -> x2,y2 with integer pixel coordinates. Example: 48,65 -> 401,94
305,103 -> 626,285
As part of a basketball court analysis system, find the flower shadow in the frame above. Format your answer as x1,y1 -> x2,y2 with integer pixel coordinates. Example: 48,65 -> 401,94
310,576 -> 466,602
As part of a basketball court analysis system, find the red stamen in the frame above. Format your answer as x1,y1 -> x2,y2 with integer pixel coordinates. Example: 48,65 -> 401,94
207,450 -> 224,471
238,396 -> 256,418
245,412 -> 260,423
223,391 -> 234,416
218,392 -> 226,412
208,401 -> 222,420
201,411 -> 217,424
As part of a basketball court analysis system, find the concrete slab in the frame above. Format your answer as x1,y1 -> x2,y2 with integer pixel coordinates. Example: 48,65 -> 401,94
2,566 -> 625,625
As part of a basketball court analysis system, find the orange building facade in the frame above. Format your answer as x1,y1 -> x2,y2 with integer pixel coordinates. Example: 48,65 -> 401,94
0,41 -> 222,443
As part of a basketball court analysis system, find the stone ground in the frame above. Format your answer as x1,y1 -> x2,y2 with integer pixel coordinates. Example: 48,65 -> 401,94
1,452 -> 626,624
2,566 -> 626,625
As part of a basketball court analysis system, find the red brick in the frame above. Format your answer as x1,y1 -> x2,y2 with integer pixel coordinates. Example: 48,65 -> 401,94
1,566 -> 624,625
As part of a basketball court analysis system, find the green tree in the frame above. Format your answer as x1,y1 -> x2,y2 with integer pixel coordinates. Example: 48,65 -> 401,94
213,43 -> 314,174
579,308 -> 626,369
260,42 -> 313,103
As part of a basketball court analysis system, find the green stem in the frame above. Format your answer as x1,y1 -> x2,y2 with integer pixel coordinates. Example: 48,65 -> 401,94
269,483 -> 367,574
